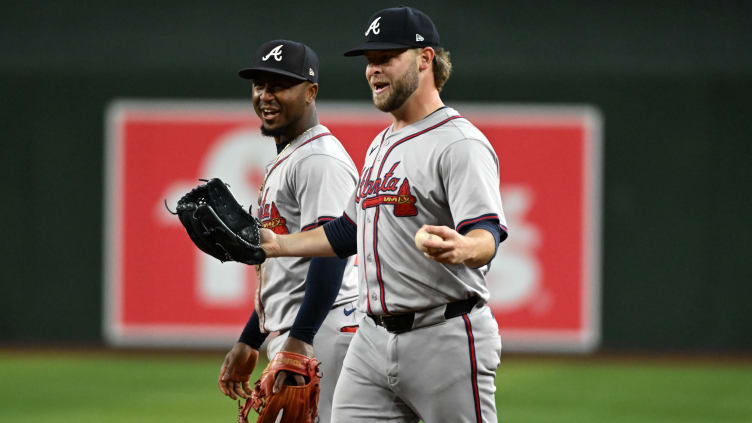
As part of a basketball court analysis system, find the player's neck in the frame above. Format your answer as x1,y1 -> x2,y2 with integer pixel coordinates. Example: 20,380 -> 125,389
275,110 -> 319,145
390,89 -> 444,131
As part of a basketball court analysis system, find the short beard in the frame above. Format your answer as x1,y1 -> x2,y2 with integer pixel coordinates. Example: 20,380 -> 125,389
260,123 -> 287,138
373,64 -> 419,112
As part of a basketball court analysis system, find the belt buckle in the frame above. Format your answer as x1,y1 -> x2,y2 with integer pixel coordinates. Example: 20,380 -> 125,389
373,315 -> 386,326
371,314 -> 387,327
370,313 -> 414,334
383,313 -> 413,334
380,314 -> 399,329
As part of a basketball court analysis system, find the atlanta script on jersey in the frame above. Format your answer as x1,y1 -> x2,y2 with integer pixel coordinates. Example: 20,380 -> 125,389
343,107 -> 508,315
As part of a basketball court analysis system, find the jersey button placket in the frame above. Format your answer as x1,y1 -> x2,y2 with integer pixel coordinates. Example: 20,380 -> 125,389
365,132 -> 388,315
365,251 -> 377,310
363,213 -> 379,313
370,291 -> 379,313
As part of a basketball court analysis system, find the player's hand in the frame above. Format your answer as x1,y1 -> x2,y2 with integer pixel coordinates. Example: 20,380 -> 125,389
259,227 -> 283,258
420,225 -> 468,264
272,337 -> 314,394
218,342 -> 258,400
420,225 -> 495,268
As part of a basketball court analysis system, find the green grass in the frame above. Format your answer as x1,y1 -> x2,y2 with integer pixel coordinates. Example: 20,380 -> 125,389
499,358 -> 752,422
1,350 -> 751,422
0,350 -> 257,423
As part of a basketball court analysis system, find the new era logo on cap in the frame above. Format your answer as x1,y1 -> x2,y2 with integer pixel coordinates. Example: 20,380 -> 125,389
344,6 -> 441,56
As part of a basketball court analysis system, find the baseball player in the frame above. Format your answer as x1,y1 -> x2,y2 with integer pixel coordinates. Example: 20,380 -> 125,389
259,7 -> 508,422
216,39 -> 361,422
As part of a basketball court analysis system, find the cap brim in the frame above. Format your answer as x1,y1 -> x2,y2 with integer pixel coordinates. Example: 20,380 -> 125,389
238,66 -> 309,81
343,42 -> 415,57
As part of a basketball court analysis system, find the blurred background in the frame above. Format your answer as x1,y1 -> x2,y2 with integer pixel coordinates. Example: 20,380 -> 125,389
1,0 -> 751,421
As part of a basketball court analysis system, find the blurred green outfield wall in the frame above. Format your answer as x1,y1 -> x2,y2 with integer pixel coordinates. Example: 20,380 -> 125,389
1,1 -> 750,350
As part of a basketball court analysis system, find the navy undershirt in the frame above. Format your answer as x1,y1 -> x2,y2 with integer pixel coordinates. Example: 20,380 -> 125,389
288,256 -> 348,343
275,140 -> 291,153
238,253 -> 348,348
238,310 -> 266,349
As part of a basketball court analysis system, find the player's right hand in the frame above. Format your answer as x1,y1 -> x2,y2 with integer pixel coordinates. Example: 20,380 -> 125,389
218,342 -> 259,400
272,337 -> 315,394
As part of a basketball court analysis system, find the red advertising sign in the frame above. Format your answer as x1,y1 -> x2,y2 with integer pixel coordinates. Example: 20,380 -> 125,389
105,101 -> 601,352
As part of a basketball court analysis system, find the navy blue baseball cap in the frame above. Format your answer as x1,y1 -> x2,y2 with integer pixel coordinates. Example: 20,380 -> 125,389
344,6 -> 441,56
239,40 -> 319,83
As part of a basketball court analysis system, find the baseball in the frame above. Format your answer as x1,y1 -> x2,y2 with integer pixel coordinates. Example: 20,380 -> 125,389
414,227 -> 441,252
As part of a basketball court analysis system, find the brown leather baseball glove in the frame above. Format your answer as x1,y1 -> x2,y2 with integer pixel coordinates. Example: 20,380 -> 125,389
238,352 -> 322,423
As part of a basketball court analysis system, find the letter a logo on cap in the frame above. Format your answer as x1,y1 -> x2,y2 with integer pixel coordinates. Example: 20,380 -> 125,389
262,45 -> 284,62
365,16 -> 381,36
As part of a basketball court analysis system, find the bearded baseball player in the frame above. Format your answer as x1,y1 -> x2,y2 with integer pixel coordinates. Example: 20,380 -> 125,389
216,40 -> 360,422
257,7 -> 507,422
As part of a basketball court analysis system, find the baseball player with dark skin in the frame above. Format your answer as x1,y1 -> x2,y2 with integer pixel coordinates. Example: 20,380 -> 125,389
217,40 -> 361,422
257,7 -> 508,422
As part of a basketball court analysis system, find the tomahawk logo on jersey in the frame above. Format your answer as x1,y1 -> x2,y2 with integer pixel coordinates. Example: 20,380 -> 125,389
259,196 -> 289,234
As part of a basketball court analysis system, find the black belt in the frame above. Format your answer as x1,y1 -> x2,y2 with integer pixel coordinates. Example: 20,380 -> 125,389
368,297 -> 479,334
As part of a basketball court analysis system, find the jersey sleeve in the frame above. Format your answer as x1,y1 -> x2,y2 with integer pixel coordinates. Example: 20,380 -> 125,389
293,154 -> 358,231
341,176 -> 359,225
439,138 -> 508,238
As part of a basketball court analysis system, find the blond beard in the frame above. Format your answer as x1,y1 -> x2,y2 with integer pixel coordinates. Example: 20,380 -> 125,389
372,64 -> 419,112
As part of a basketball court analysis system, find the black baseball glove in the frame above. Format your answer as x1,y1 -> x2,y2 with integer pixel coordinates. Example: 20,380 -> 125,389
174,178 -> 266,265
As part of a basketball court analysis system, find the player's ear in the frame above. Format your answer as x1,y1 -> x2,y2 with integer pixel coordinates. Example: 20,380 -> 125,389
306,82 -> 318,103
417,47 -> 434,72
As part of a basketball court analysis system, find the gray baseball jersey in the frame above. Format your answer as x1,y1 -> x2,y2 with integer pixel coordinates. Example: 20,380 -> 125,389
255,124 -> 359,332
342,107 -> 507,315
331,107 -> 507,422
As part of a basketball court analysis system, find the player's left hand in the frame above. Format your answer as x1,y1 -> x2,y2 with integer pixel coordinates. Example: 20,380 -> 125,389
420,224 -> 495,268
272,337 -> 314,394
